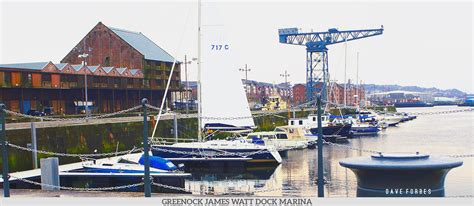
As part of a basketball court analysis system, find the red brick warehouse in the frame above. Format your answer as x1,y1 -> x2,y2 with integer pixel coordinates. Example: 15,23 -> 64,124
0,22 -> 181,114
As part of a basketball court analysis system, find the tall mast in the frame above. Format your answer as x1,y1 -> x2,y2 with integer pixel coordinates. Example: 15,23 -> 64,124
343,39 -> 347,107
356,51 -> 359,107
197,0 -> 202,142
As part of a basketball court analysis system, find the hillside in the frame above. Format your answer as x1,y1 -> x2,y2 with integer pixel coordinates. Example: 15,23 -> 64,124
363,84 -> 467,97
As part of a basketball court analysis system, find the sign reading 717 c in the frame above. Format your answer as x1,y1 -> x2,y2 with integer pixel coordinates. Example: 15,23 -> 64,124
211,44 -> 229,50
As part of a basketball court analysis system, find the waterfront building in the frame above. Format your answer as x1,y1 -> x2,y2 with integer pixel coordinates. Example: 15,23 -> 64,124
242,80 -> 292,108
292,84 -> 306,105
179,80 -> 293,110
291,81 -> 365,107
0,22 -> 181,114
368,90 -> 434,106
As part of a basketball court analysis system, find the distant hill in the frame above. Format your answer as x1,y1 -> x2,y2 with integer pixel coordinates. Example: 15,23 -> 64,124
363,84 -> 467,98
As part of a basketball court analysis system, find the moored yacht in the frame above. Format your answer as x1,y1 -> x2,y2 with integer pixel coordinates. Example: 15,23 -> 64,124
152,139 -> 282,164
378,113 -> 404,126
288,114 -> 353,137
245,130 -> 308,151
150,6 -> 282,165
346,117 -> 380,136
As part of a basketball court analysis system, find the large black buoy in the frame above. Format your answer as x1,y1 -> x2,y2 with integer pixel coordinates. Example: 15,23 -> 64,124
339,153 -> 463,197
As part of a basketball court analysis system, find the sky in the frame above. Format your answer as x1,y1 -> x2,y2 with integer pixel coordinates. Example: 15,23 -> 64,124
0,0 -> 472,93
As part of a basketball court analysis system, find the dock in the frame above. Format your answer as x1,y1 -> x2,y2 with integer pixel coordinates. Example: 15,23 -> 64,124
1,154 -> 191,194
0,189 -> 194,197
5,108 -> 315,131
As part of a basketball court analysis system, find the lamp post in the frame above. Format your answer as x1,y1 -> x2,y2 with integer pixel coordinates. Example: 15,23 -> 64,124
316,93 -> 324,197
239,64 -> 251,97
239,64 -> 251,83
1,103 -> 10,197
183,55 -> 197,114
78,53 -> 89,119
280,70 -> 290,101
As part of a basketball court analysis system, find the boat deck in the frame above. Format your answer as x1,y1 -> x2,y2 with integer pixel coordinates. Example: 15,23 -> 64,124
0,155 -> 191,183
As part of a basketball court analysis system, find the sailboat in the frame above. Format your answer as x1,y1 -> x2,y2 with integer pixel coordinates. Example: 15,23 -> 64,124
151,1 -> 282,165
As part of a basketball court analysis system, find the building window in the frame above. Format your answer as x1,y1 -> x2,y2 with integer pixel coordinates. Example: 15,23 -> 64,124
104,57 -> 110,66
299,120 -> 303,125
4,72 -> 11,86
143,79 -> 150,88
42,74 -> 51,81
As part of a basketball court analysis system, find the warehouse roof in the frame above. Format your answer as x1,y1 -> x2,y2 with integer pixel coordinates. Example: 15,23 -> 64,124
87,65 -> 100,72
54,63 -> 68,70
102,67 -> 114,73
115,67 -> 127,74
109,27 -> 175,63
0,62 -> 50,71
71,64 -> 83,71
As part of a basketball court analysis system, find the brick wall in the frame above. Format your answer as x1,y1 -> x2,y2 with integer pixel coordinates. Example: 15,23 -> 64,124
61,22 -> 144,70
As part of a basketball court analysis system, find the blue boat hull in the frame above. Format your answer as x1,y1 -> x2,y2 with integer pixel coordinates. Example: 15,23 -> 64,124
351,126 -> 380,136
151,146 -> 279,164
310,124 -> 352,137
78,168 -> 166,174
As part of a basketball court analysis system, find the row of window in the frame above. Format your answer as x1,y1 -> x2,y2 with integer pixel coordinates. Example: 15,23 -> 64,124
0,71 -> 180,90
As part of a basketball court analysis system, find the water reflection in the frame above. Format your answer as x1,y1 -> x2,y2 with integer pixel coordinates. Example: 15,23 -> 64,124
185,106 -> 473,197
2,106 -> 472,197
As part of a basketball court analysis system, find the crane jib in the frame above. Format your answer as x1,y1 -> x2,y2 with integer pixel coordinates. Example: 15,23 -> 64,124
279,26 -> 384,46
278,26 -> 384,103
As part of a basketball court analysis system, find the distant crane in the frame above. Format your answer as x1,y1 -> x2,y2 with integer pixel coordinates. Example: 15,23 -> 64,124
278,26 -> 384,104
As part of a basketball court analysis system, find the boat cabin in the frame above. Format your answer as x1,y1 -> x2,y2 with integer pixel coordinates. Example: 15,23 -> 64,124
288,114 -> 330,128
274,126 -> 308,141
246,131 -> 289,141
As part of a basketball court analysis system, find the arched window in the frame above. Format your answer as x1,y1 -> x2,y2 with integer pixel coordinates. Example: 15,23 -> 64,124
104,57 -> 110,66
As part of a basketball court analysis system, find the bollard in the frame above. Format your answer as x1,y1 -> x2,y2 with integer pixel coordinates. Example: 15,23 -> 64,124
316,94 -> 324,197
142,98 -> 151,197
173,114 -> 178,143
31,122 -> 38,169
0,103 -> 10,197
340,153 -> 463,197
40,157 -> 60,191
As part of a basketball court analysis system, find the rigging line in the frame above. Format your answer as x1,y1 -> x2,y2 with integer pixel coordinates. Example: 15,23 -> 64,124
151,5 -> 193,139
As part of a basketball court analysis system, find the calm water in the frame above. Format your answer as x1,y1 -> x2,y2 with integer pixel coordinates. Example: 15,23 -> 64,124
185,106 -> 474,197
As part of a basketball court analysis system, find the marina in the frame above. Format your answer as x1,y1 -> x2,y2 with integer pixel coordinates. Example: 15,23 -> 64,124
0,1 -> 472,205
1,105 -> 472,197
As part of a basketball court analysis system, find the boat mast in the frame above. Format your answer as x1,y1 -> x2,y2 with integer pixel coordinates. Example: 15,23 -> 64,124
197,0 -> 202,142
356,51 -> 359,108
343,39 -> 347,107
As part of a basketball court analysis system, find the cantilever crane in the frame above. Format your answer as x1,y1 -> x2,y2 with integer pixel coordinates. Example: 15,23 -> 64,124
279,26 -> 384,104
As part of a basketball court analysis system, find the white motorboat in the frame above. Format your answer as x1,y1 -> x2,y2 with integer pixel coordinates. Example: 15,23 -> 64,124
245,130 -> 308,151
378,114 -> 404,126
